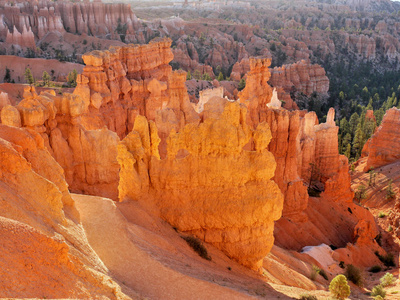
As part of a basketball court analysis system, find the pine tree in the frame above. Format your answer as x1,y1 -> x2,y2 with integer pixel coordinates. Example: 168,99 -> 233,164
344,143 -> 351,159
349,112 -> 359,136
186,70 -> 192,80
238,78 -> 246,91
42,71 -> 50,86
202,73 -> 212,81
341,133 -> 352,154
24,67 -> 34,85
352,123 -> 364,158
339,117 -> 349,136
374,107 -> 385,126
361,86 -> 369,104
67,69 -> 78,87
217,72 -> 224,81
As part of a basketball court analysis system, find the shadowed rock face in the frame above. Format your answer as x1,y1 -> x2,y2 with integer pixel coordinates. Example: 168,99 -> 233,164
117,101 -> 283,271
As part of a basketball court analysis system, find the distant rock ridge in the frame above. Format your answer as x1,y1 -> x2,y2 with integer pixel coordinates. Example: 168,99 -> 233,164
0,0 -> 140,44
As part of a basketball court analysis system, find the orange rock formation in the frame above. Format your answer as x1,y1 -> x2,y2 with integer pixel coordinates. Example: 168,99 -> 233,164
0,39 -> 200,199
117,101 -> 283,271
364,108 -> 400,170
1,39 -> 383,276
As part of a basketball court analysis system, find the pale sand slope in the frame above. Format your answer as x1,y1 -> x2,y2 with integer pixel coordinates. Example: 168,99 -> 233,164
73,194 -> 294,300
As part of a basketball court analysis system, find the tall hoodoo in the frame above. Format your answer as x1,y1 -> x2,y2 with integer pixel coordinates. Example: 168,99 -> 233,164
117,100 -> 284,271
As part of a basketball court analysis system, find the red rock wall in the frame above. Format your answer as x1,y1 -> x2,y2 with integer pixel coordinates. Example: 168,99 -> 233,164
365,108 -> 400,170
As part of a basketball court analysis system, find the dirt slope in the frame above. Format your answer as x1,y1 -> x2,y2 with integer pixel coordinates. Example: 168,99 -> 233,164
73,194 -> 295,299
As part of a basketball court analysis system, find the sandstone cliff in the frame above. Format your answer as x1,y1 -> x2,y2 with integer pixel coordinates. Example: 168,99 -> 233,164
365,108 -> 400,170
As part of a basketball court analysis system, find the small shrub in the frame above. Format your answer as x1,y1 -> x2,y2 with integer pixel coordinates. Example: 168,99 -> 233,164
375,252 -> 395,267
181,235 -> 211,261
344,264 -> 363,286
380,272 -> 395,287
369,265 -> 382,273
329,275 -> 351,300
378,212 -> 386,218
386,179 -> 395,199
388,225 -> 393,232
355,184 -> 367,201
311,265 -> 328,281
299,294 -> 318,300
371,284 -> 386,299
310,268 -> 317,281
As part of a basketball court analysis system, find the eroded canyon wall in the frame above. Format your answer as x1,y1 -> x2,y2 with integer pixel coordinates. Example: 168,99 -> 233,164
0,39 -> 382,272
0,0 -> 140,45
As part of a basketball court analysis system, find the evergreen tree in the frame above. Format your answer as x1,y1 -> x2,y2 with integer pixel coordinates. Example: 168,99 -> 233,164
186,70 -> 192,80
349,112 -> 360,136
238,78 -> 246,91
24,67 -> 34,85
366,99 -> 373,110
374,107 -> 385,126
42,71 -> 50,86
352,122 -> 364,158
361,86 -> 369,104
217,72 -> 224,81
67,69 -> 78,87
341,133 -> 352,153
344,143 -> 351,159
202,72 -> 212,81
339,117 -> 349,136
